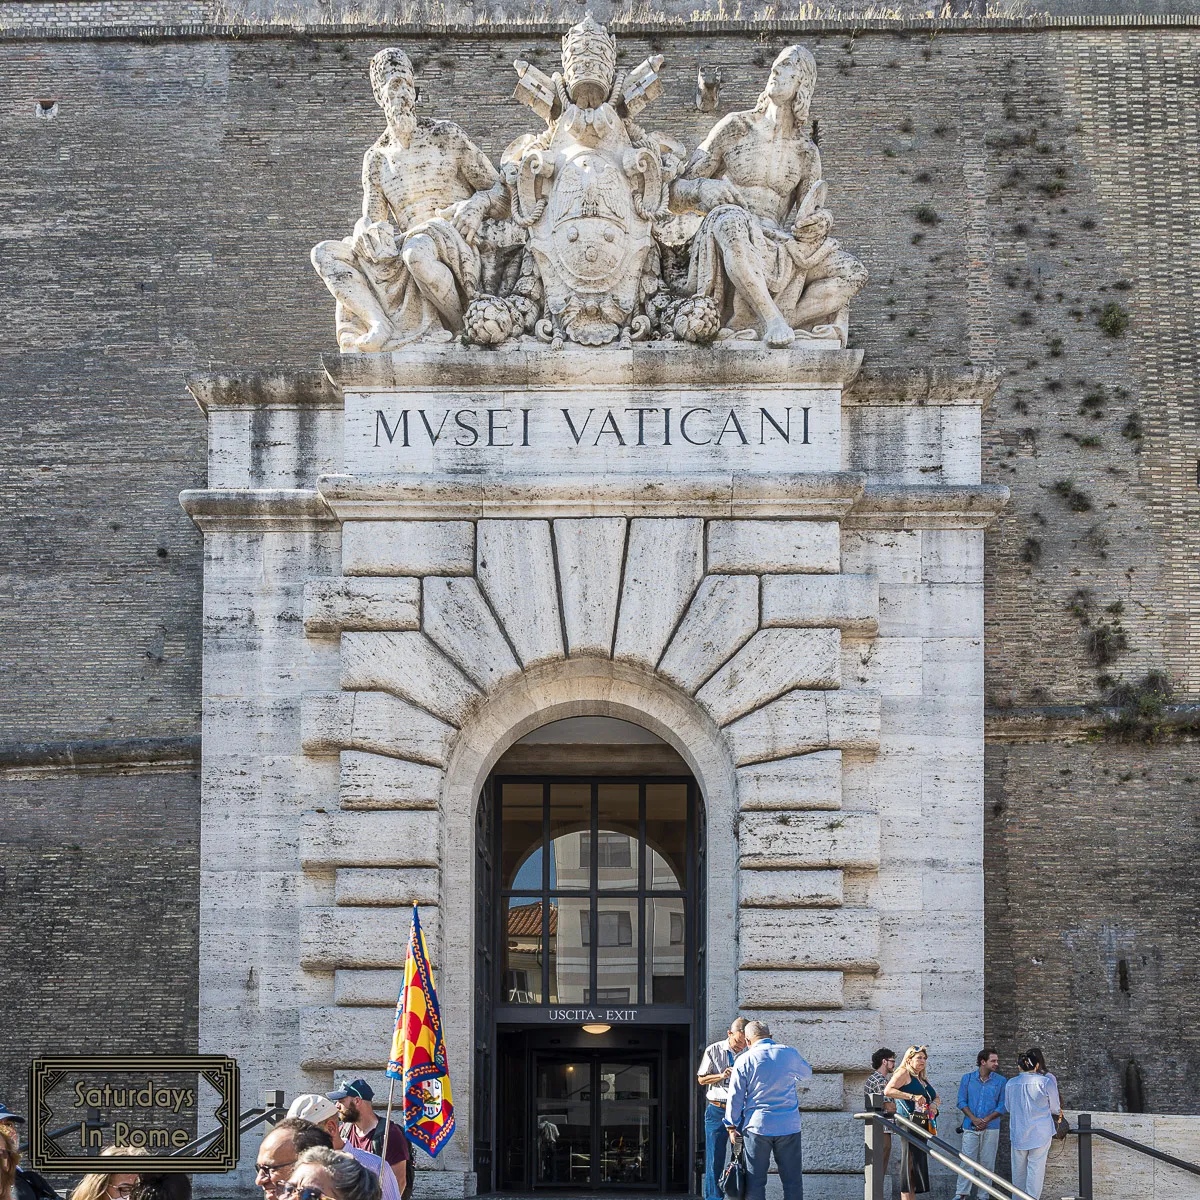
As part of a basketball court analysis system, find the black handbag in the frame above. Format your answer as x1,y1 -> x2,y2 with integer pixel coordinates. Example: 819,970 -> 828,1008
721,1143 -> 747,1200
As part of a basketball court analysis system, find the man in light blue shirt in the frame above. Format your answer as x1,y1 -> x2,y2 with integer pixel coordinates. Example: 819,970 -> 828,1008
954,1049 -> 1006,1199
725,1020 -> 813,1200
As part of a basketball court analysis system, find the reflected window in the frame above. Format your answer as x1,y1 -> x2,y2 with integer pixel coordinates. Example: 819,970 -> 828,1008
504,898 -> 544,1003
497,777 -> 694,1006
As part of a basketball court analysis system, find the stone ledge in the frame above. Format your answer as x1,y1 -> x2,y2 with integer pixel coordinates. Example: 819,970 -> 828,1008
318,472 -> 866,522
985,703 -> 1200,743
187,368 -> 338,413
843,366 -> 1000,409
10,14 -> 1199,44
324,343 -> 863,392
180,487 -> 338,532
845,483 -> 1010,530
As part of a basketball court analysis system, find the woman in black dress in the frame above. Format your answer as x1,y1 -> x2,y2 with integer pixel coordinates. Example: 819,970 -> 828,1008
884,1045 -> 939,1199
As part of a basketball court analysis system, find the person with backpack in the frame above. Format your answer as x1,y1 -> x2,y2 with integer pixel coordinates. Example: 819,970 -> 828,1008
327,1081 -> 411,1200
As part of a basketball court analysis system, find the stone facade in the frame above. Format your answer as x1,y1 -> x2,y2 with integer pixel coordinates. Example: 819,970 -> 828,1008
178,342 -> 1001,1195
2,16 -> 1200,1199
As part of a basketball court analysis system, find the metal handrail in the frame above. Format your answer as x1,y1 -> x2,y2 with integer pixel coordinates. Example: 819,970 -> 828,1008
855,1109 -> 1038,1200
1089,1127 -> 1200,1175
1068,1111 -> 1200,1195
169,1098 -> 288,1157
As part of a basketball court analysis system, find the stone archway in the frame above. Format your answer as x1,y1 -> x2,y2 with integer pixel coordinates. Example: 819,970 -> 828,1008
294,511 -> 885,1187
437,655 -> 740,1141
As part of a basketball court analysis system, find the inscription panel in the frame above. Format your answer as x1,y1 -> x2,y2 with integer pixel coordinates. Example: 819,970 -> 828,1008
344,387 -> 842,476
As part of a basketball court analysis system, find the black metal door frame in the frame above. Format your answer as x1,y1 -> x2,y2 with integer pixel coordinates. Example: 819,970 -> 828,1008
529,1045 -> 665,1192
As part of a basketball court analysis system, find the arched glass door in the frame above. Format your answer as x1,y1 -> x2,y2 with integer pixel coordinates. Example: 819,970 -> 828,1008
496,777 -> 695,1010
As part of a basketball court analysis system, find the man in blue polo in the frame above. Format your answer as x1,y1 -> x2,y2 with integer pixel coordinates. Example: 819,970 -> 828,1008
725,1020 -> 812,1200
953,1048 -> 1006,1199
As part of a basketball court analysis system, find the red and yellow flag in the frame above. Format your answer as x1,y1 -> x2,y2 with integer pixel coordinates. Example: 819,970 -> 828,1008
386,906 -> 455,1157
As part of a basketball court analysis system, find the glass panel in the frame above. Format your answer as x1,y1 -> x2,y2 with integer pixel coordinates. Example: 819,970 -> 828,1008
595,783 -> 639,891
599,1062 -> 656,1186
646,783 -> 687,890
548,896 -> 590,1004
646,897 -> 686,1003
550,782 -> 591,891
594,898 -> 638,1005
535,1060 -> 592,1187
502,898 -> 543,1003
501,782 -> 544,890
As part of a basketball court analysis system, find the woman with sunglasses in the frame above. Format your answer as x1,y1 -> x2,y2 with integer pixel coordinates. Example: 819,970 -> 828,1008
70,1145 -> 149,1200
285,1148 -> 380,1200
884,1045 -> 940,1199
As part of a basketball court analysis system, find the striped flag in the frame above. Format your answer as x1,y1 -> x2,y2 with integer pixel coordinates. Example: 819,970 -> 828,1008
386,906 -> 455,1157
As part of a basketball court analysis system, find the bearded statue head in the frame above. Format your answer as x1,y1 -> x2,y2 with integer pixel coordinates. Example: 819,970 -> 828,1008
561,15 -> 617,109
370,47 -> 418,140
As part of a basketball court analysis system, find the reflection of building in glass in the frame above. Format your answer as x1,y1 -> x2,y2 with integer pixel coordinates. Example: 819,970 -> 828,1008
505,901 -> 553,1002
500,780 -> 692,1007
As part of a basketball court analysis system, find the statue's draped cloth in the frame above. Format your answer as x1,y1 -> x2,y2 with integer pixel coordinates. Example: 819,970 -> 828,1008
686,202 -> 840,332
350,216 -> 482,345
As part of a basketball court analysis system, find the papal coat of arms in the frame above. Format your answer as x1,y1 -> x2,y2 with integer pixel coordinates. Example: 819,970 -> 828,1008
506,17 -> 670,347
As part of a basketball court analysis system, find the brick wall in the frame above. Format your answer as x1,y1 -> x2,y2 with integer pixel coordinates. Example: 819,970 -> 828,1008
1,17 -> 1198,1129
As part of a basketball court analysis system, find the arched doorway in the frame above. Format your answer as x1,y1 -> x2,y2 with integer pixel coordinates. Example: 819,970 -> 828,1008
476,717 -> 704,1193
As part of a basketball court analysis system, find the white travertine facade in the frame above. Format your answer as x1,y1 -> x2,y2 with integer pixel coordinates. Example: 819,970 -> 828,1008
183,343 -> 1004,1199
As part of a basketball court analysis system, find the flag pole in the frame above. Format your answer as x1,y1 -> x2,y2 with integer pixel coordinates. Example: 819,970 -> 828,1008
377,1077 -> 397,1186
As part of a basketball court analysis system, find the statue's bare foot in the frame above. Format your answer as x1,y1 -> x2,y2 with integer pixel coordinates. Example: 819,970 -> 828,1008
352,321 -> 396,352
763,316 -> 795,348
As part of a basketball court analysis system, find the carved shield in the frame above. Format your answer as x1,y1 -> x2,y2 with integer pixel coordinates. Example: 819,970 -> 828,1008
547,150 -> 631,292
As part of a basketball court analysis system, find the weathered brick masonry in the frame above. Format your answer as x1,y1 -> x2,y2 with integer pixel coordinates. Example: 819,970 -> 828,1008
1,13 -> 1198,1127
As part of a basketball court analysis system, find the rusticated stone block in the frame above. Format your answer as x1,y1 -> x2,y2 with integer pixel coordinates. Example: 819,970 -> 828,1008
658,574 -> 759,693
739,908 -> 880,970
342,520 -> 474,576
740,869 -> 843,907
744,1008 -> 883,1072
707,520 -> 839,574
739,811 -> 880,869
738,969 -> 844,1009
725,691 -> 881,765
422,575 -> 521,692
334,867 -> 440,907
334,970 -> 407,1007
300,1003 -> 395,1066
303,576 -> 420,634
761,574 -> 879,634
301,690 -> 456,766
614,519 -> 705,670
340,630 -> 481,726
477,520 -> 565,666
737,751 -> 843,810
300,809 -> 440,868
697,628 -> 841,726
300,904 -> 440,969
339,751 -> 441,809
554,518 -> 626,656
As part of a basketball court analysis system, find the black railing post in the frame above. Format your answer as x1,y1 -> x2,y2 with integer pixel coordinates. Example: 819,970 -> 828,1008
1077,1112 -> 1093,1200
863,1095 -> 885,1200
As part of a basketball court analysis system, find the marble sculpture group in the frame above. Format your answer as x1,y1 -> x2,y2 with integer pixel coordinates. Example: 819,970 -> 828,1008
312,17 -> 868,353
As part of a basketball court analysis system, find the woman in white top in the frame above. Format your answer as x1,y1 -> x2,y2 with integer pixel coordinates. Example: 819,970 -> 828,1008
1004,1049 -> 1062,1198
